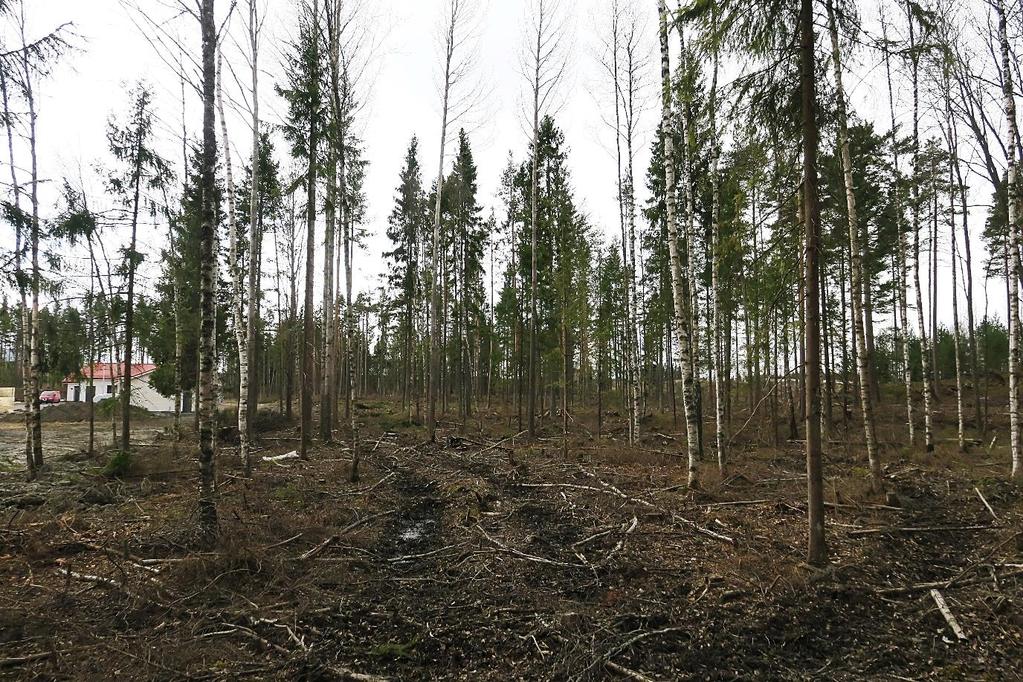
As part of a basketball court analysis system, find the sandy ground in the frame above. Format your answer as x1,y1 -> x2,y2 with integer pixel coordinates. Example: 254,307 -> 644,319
0,413 -> 176,468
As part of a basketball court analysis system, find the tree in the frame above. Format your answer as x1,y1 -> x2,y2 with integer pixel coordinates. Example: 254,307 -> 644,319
245,0 -> 262,474
429,0 -> 479,442
658,0 -> 700,488
278,0 -> 322,459
994,0 -> 1022,482
798,0 -> 826,565
386,137 -> 428,420
217,46 -> 249,472
826,0 -> 882,492
107,83 -> 170,456
523,0 -> 567,441
197,0 -> 218,540
907,0 -> 935,454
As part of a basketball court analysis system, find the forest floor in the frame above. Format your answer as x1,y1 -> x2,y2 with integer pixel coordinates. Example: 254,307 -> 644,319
0,387 -> 1021,680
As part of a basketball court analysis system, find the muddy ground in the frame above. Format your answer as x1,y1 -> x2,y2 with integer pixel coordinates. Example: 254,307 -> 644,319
0,392 -> 1021,680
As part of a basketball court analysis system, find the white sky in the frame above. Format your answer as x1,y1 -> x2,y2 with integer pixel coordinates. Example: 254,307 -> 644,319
2,0 -> 1014,337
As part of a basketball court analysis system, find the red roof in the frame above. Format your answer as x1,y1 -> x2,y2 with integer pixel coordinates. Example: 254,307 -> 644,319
64,363 -> 157,383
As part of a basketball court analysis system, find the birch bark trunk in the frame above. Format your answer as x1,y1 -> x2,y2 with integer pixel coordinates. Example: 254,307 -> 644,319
908,7 -> 935,453
217,51 -> 250,473
659,0 -> 700,488
827,0 -> 882,492
245,0 -> 261,468
996,0 -> 1022,481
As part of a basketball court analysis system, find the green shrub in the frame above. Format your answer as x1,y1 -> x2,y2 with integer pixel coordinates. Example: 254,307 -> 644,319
102,450 -> 133,478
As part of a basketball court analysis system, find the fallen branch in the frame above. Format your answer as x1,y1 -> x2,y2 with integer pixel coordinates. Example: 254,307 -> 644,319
701,499 -> 770,508
875,568 -> 1023,595
930,589 -> 967,641
596,516 -> 639,566
0,651 -> 52,669
387,545 -> 461,563
60,568 -> 130,594
478,430 -> 527,455
476,525 -> 588,569
847,524 -> 994,537
577,469 -> 735,545
262,533 -> 303,551
579,626 -> 687,680
974,487 -> 999,521
324,664 -> 390,681
605,660 -> 655,681
297,509 -> 396,560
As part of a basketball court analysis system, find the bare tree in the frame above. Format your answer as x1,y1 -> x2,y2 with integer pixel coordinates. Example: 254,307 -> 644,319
597,1 -> 647,447
907,1 -> 935,454
244,0 -> 262,475
217,46 -> 252,477
522,0 -> 567,441
428,0 -> 480,442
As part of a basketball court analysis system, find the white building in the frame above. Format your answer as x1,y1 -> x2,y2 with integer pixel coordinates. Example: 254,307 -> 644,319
63,363 -> 191,413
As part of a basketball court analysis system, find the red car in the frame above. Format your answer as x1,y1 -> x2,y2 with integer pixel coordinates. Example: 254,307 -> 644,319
39,390 -> 61,404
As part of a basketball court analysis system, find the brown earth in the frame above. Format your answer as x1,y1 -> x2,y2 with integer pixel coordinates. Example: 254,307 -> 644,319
0,389 -> 1021,680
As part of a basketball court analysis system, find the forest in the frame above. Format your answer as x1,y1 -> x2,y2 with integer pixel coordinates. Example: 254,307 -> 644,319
0,0 -> 1022,679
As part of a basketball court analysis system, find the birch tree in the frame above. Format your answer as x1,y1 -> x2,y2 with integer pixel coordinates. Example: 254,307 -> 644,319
907,1 -> 935,453
994,0 -> 1022,481
658,0 -> 700,488
598,1 -> 644,445
826,0 -> 882,493
216,46 -> 252,476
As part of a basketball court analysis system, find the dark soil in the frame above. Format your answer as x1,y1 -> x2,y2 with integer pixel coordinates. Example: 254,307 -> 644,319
0,394 -> 1021,680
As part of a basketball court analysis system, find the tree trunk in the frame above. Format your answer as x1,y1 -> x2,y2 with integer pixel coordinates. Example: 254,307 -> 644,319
1,67 -> 34,478
827,0 -> 882,493
997,0 -> 1022,482
429,7 -> 455,443
120,112 -> 145,456
801,0 -> 826,566
908,7 -> 935,453
217,50 -> 250,479
881,13 -> 914,446
709,50 -> 726,475
245,0 -> 261,474
658,0 -> 700,488
300,0 -> 320,460
197,0 -> 219,539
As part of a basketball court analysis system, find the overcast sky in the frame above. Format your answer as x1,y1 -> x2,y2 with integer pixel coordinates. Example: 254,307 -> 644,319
3,0 -> 1012,334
